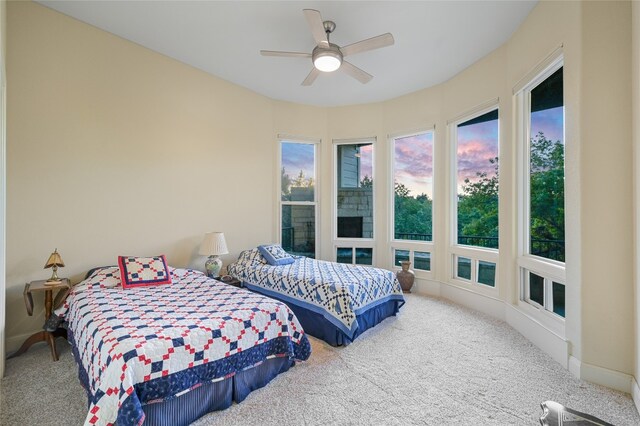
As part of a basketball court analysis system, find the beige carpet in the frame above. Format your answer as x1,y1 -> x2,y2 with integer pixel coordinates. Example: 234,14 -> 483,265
2,294 -> 639,425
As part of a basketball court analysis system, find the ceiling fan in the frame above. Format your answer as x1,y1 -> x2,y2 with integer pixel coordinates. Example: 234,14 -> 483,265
260,9 -> 395,86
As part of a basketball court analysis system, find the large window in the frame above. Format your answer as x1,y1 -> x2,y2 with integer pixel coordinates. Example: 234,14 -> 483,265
516,53 -> 565,322
529,67 -> 564,263
390,129 -> 434,276
334,139 -> 374,265
335,140 -> 374,239
280,140 -> 317,258
448,106 -> 499,290
392,131 -> 433,242
456,109 -> 499,249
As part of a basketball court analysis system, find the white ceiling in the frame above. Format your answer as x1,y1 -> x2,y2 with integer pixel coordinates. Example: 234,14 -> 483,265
37,1 -> 538,107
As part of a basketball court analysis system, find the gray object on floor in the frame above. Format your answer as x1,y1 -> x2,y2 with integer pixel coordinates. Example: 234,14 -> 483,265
2,294 -> 639,425
540,400 -> 614,425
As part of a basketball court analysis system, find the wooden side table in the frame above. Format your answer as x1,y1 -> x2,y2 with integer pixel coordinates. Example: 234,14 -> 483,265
8,278 -> 71,361
216,276 -> 242,288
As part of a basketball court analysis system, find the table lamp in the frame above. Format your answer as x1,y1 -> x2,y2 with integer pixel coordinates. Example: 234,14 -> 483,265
44,248 -> 65,285
199,232 -> 229,278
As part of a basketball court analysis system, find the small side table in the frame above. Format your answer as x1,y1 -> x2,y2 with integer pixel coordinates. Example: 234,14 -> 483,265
216,276 -> 242,288
9,278 -> 71,361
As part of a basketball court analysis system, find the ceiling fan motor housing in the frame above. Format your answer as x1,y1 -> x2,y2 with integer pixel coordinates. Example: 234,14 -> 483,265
312,43 -> 343,72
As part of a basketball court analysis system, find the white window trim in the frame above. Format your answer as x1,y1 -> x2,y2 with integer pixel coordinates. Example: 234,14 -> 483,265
332,137 -> 376,244
277,136 -> 320,259
514,50 -> 566,330
446,101 -> 500,293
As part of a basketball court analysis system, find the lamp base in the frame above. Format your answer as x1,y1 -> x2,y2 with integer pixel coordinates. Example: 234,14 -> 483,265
204,255 -> 223,279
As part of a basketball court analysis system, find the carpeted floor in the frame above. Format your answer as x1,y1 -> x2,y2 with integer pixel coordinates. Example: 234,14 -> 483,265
2,294 -> 639,425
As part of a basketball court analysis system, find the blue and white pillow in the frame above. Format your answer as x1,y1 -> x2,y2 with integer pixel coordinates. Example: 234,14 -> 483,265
258,244 -> 295,266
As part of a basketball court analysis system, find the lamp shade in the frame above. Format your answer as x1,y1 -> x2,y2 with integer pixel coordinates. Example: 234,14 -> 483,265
44,249 -> 65,269
199,232 -> 229,256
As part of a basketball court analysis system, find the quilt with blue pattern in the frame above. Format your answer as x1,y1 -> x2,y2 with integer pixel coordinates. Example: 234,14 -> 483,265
55,266 -> 311,426
227,249 -> 405,338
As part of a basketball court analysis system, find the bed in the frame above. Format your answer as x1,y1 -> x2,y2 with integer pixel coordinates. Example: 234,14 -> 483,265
227,247 -> 405,346
54,264 -> 311,426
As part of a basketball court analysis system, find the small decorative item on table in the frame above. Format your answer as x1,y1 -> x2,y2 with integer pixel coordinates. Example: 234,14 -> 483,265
44,248 -> 65,285
396,260 -> 415,293
199,232 -> 229,278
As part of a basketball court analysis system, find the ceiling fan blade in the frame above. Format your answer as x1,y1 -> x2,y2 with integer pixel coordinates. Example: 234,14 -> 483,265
301,67 -> 321,86
340,61 -> 373,84
303,9 -> 329,47
341,33 -> 395,57
261,50 -> 312,58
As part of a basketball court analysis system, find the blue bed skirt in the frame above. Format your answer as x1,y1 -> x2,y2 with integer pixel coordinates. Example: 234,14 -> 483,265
142,356 -> 293,426
244,287 -> 403,346
67,327 -> 294,426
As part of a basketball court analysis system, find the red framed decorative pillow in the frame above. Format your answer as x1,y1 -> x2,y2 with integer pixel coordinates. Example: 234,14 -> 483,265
118,255 -> 172,289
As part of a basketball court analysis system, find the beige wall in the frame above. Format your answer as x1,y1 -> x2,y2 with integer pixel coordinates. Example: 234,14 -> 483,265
580,0 -> 632,375
6,2 -> 276,346
4,0 -> 637,390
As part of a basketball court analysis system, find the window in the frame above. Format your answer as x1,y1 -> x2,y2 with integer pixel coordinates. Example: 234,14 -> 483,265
529,67 -> 565,262
448,106 -> 499,291
336,141 -> 374,239
280,140 -> 317,258
334,138 -> 375,265
336,247 -> 373,265
392,131 -> 433,242
455,109 -> 499,249
389,129 -> 435,276
522,269 -> 565,318
394,249 -> 431,272
516,52 -> 565,322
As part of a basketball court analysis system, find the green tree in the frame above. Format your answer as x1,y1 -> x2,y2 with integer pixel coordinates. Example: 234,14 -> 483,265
394,182 -> 432,240
360,175 -> 373,188
457,157 -> 499,247
529,131 -> 564,261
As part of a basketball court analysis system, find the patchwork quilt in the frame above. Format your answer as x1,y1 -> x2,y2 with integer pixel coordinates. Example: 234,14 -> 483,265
227,249 -> 405,338
55,266 -> 311,426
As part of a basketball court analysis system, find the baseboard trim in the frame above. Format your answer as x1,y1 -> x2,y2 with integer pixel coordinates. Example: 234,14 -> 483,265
632,377 -> 640,415
505,304 -> 568,368
439,282 -> 506,321
412,277 -> 441,297
568,355 -> 581,378
579,360 -> 634,394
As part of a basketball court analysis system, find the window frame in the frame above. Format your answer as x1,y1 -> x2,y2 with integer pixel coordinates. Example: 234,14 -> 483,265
332,138 -> 376,264
278,136 -> 320,259
447,101 -> 500,293
514,50 -> 566,329
388,127 -> 435,278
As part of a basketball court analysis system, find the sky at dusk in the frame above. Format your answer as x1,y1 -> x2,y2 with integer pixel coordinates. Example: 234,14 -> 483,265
281,142 -> 315,181
359,144 -> 373,180
457,119 -> 499,194
394,133 -> 433,198
531,106 -> 564,144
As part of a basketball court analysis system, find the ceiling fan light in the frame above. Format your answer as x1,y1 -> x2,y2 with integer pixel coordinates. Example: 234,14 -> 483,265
313,51 -> 342,72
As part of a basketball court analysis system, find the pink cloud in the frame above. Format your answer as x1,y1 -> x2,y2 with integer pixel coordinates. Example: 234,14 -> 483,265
394,133 -> 434,197
457,121 -> 499,193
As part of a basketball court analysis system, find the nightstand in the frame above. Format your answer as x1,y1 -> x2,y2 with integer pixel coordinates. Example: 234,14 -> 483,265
216,276 -> 242,288
9,278 -> 71,361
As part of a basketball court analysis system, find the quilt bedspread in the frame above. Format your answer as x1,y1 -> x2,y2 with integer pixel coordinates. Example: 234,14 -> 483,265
227,249 -> 405,338
55,267 -> 311,426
